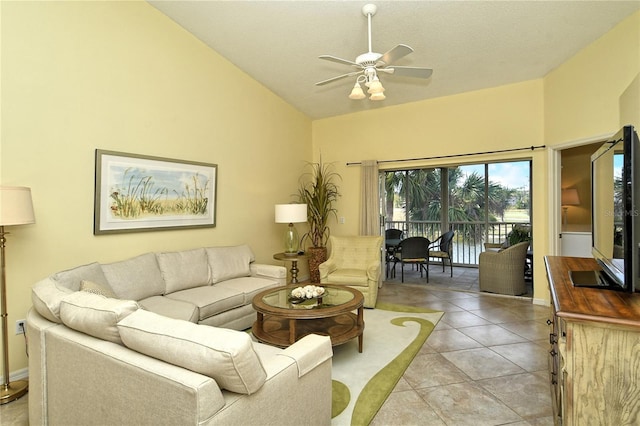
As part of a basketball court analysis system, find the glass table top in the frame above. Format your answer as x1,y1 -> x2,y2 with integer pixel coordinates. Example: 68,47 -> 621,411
261,285 -> 355,310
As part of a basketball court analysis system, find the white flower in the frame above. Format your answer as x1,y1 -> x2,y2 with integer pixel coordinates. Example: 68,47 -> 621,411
291,285 -> 325,299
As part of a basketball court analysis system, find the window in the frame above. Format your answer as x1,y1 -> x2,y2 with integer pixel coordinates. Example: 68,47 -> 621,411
382,160 -> 531,266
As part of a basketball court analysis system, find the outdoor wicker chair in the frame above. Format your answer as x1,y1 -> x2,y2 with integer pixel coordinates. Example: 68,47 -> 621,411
478,241 -> 530,295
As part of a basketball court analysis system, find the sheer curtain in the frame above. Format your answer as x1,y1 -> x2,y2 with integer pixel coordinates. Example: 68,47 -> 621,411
359,160 -> 384,287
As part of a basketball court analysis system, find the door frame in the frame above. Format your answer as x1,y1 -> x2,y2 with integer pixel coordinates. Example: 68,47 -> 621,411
547,132 -> 616,256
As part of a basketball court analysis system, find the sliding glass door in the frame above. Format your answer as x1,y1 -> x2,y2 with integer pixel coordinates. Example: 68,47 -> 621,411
382,160 -> 531,266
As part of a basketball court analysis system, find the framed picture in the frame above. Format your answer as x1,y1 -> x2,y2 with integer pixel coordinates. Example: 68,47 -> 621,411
94,150 -> 217,235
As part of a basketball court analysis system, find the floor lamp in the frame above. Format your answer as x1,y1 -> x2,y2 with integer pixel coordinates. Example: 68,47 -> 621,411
0,186 -> 35,405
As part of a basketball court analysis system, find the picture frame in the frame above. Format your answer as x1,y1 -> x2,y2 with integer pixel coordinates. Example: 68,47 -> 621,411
94,149 -> 217,235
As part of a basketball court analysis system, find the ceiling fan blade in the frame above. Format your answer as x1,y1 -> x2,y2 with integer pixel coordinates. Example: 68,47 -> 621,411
319,55 -> 360,67
384,66 -> 433,79
315,71 -> 362,86
379,44 -> 413,65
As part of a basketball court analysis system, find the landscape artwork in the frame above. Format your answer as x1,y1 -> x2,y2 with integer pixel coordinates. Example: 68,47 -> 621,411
94,150 -> 217,234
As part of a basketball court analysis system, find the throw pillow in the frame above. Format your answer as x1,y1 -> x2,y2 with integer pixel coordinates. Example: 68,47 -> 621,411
59,291 -> 139,344
206,245 -> 254,284
80,279 -> 117,298
117,309 -> 267,394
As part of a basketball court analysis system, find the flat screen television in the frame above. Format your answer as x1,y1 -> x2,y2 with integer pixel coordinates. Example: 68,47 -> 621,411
580,125 -> 640,292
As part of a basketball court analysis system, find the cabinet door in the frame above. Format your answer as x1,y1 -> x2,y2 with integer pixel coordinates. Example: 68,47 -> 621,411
568,322 -> 640,425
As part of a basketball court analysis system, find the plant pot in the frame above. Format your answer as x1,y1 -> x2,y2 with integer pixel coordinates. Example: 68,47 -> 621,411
307,246 -> 327,283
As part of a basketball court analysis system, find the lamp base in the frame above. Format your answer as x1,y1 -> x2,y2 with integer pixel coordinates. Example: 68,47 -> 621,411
0,379 -> 28,405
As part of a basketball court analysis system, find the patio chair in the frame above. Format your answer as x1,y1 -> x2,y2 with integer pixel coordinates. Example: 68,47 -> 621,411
394,236 -> 430,283
428,230 -> 455,277
478,241 -> 530,295
385,229 -> 403,278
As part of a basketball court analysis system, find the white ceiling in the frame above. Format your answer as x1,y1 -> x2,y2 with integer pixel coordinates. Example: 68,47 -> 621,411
148,1 -> 640,120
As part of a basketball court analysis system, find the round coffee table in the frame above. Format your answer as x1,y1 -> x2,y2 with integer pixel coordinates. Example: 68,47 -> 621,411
252,284 -> 364,352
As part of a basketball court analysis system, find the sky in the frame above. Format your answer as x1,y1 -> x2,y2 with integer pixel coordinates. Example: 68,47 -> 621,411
458,161 -> 530,190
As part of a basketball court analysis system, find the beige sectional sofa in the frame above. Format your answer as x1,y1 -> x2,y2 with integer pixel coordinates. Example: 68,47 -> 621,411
27,245 -> 334,425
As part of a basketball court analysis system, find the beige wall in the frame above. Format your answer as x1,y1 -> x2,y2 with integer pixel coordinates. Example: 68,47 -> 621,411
545,11 -> 640,142
1,2 -> 311,374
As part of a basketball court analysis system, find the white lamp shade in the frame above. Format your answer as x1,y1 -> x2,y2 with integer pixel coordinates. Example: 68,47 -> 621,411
275,204 -> 307,223
349,82 -> 366,100
367,79 -> 385,94
0,186 -> 35,226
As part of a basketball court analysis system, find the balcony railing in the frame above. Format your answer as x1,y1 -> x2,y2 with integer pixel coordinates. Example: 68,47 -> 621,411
384,220 -> 530,266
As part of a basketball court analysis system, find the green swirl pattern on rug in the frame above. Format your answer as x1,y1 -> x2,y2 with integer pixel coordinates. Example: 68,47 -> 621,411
331,302 -> 442,425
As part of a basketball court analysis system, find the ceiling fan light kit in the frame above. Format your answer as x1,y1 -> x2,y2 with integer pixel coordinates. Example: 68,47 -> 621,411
316,3 -> 432,102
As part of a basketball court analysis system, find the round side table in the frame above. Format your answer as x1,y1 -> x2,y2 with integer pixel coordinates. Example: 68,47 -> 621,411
273,252 -> 308,284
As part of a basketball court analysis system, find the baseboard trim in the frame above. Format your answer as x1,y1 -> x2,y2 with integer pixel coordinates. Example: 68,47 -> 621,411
532,297 -> 548,306
0,367 -> 28,384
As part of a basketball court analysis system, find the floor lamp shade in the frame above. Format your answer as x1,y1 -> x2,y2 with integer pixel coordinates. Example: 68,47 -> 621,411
0,186 -> 35,405
275,204 -> 307,255
0,186 -> 35,226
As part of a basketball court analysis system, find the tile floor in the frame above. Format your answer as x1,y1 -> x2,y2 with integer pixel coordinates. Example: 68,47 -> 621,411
1,265 -> 552,426
372,266 -> 553,425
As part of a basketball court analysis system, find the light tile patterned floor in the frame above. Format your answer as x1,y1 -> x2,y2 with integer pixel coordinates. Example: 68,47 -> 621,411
372,266 -> 553,426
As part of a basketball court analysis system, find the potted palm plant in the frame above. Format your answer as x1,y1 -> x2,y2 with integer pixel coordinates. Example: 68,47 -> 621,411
297,160 -> 340,283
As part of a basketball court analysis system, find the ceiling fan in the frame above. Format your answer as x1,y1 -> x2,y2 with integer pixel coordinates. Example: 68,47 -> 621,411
315,3 -> 433,101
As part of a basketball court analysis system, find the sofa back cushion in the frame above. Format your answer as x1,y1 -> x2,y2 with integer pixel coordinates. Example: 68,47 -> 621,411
31,278 -> 74,323
52,262 -> 110,291
101,253 -> 164,301
206,245 -> 254,284
117,309 -> 267,394
59,291 -> 139,344
156,248 -> 210,294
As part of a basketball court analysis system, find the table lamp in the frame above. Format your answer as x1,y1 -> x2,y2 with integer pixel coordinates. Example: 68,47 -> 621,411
0,186 -> 35,404
275,204 -> 307,256
561,188 -> 580,227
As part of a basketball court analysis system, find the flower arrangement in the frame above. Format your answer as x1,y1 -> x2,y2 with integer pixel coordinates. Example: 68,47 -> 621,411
290,285 -> 325,300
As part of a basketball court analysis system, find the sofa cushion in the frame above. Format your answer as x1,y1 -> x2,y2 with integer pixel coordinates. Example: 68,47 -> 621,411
59,291 -> 139,344
53,262 -> 109,291
117,309 -> 267,394
80,280 -> 117,298
31,278 -> 74,323
326,269 -> 369,286
138,295 -> 199,323
216,276 -> 280,304
206,245 -> 254,284
166,285 -> 244,321
156,248 -> 210,294
101,253 -> 164,301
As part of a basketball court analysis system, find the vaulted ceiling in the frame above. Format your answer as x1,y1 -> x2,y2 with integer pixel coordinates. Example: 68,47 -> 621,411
149,1 -> 640,120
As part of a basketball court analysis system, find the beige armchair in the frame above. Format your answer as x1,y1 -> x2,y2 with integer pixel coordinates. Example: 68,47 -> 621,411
319,235 -> 383,308
479,241 -> 530,295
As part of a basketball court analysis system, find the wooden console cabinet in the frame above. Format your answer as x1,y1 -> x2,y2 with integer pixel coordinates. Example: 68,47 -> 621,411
545,256 -> 640,425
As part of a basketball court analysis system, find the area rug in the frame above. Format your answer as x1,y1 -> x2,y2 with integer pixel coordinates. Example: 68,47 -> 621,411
331,302 -> 443,426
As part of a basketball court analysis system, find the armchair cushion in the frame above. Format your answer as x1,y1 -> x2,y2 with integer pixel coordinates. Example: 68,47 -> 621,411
319,235 -> 383,308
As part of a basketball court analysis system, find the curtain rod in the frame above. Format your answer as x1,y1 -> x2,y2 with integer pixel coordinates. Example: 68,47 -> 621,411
346,144 -> 546,166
